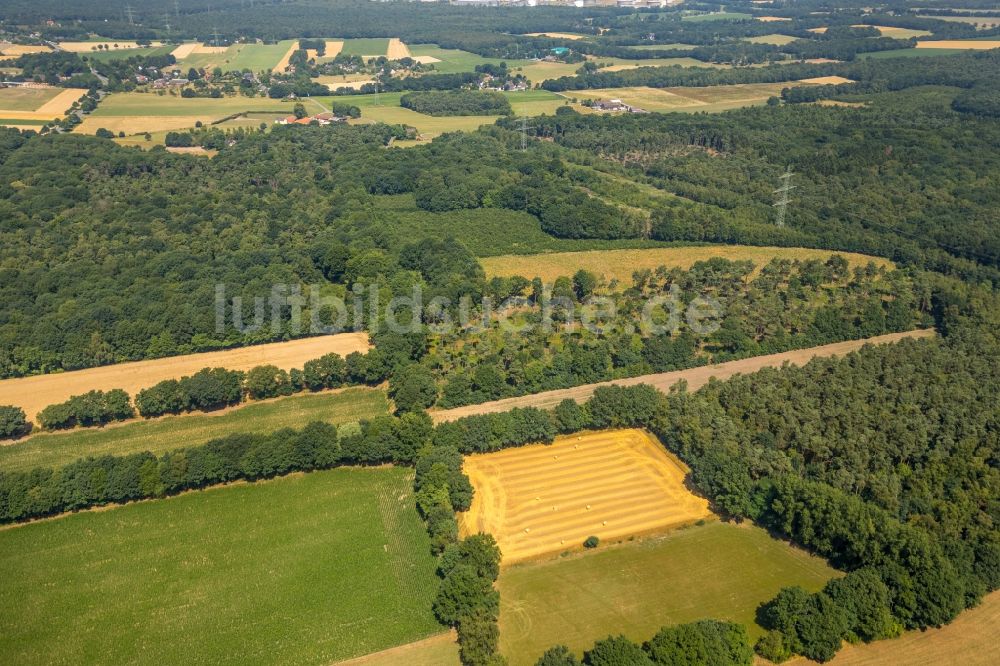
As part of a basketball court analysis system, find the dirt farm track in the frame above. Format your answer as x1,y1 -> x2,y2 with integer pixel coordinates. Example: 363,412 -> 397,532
0,333 -> 370,423
433,329 -> 936,422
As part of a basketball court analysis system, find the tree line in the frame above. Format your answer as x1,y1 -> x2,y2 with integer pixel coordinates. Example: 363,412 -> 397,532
14,344 -> 397,434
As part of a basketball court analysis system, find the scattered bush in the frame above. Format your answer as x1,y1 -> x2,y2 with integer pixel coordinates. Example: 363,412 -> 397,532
0,405 -> 31,439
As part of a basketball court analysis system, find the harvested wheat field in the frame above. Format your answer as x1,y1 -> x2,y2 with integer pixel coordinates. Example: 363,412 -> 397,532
324,40 -> 345,58
523,32 -> 587,40
0,332 -> 370,424
757,16 -> 792,22
386,38 -> 411,59
169,43 -> 198,59
852,25 -> 931,39
480,246 -> 892,284
273,41 -> 299,72
459,429 -> 712,564
76,115 -> 213,135
0,87 -> 83,123
916,40 -> 1000,49
0,44 -> 52,56
798,76 -> 855,85
58,41 -> 163,53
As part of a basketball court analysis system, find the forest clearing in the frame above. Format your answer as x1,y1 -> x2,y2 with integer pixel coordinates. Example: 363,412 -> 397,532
480,246 -> 892,283
0,332 -> 369,424
459,429 -> 712,563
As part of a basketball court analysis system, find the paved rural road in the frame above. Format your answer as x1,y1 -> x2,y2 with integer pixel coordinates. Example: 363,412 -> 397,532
431,329 -> 937,423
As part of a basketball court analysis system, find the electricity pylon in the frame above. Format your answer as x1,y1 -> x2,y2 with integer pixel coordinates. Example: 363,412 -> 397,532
773,166 -> 795,227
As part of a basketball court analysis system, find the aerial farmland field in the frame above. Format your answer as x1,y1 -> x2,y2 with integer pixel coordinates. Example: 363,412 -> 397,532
574,82 -> 799,112
339,38 -> 391,57
0,86 -> 84,126
77,92 -> 301,134
0,467 -> 442,666
480,246 -> 893,283
173,40 -> 298,72
460,430 -> 712,563
498,521 -> 839,665
0,387 -> 388,473
0,332 -> 369,424
405,44 -> 526,74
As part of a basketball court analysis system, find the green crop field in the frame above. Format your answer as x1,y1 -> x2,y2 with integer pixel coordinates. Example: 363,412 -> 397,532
90,92 -> 296,116
408,44 -> 530,74
0,467 -> 442,665
83,44 -> 176,62
228,40 -> 297,71
860,48 -> 967,59
0,388 -> 388,473
177,40 -> 296,72
498,522 -> 839,665
320,89 -> 568,138
340,38 -> 390,57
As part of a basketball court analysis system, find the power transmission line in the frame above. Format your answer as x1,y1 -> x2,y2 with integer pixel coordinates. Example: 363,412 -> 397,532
124,4 -> 136,25
772,166 -> 795,227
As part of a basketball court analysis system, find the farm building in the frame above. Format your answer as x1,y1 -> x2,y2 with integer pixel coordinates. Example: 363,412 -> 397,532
592,98 -> 648,113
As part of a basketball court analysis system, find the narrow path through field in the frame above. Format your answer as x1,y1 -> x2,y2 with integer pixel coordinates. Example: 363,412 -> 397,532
432,330 -> 936,422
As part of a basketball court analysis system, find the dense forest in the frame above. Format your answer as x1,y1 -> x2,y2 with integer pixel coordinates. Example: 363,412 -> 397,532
0,118 -> 949,379
400,90 -> 512,117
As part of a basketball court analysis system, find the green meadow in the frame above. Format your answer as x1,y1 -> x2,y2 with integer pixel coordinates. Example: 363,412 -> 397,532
0,467 -> 442,665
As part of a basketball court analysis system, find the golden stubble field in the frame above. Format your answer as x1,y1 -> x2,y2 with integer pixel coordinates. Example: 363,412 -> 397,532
480,246 -> 893,284
0,332 -> 370,424
0,87 -> 85,124
459,429 -> 712,564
